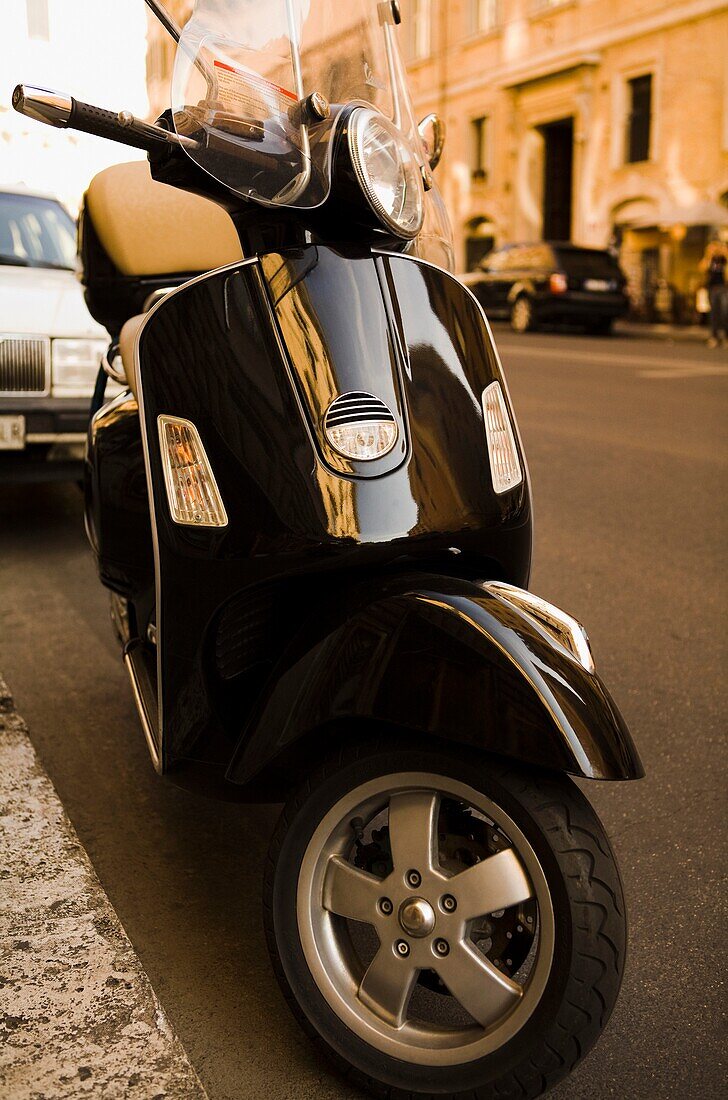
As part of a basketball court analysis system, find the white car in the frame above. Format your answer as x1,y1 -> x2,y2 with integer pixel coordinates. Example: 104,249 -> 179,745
0,185 -> 110,480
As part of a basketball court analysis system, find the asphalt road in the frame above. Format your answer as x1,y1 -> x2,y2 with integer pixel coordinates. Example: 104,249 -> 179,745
1,329 -> 726,1100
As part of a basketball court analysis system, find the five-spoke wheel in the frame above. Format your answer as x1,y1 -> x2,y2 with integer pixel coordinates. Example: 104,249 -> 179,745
265,742 -> 626,1098
304,783 -> 553,1057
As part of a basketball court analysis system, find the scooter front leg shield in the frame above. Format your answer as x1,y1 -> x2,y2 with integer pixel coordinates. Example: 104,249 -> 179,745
133,248 -> 532,770
229,574 -> 644,784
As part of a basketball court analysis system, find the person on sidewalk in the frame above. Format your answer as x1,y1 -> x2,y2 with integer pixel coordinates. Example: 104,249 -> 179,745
699,240 -> 728,348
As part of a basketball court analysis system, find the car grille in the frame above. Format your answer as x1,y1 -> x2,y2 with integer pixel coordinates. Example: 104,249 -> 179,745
0,335 -> 50,395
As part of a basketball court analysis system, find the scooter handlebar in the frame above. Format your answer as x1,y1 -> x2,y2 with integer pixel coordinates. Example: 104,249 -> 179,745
12,84 -> 179,154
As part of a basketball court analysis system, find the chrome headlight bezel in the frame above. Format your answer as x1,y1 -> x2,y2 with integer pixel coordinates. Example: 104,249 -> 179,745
347,108 -> 425,240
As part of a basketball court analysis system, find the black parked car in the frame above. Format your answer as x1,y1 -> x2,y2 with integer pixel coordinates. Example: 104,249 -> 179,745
464,242 -> 629,334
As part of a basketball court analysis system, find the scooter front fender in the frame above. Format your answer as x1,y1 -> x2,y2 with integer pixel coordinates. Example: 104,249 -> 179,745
228,574 -> 643,785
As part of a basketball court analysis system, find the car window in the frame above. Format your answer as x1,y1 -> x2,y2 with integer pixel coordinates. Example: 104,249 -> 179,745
554,248 -> 622,279
0,193 -> 77,270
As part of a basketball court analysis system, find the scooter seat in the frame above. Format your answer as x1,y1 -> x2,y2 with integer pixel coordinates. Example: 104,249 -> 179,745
79,160 -> 243,336
119,313 -> 146,398
85,160 -> 242,277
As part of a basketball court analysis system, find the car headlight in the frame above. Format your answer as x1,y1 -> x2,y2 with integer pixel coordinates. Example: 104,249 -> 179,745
52,338 -> 108,395
348,109 -> 424,239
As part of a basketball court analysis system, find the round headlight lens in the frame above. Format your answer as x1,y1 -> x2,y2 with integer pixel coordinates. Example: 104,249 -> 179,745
348,109 -> 424,239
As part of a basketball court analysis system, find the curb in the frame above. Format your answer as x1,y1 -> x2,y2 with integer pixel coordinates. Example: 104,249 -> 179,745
0,678 -> 208,1100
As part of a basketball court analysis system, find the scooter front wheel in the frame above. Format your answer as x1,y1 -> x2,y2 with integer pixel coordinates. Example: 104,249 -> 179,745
264,742 -> 626,1099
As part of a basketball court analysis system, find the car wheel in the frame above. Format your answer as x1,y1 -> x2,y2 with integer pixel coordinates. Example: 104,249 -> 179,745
510,295 -> 535,333
587,319 -> 613,336
265,740 -> 627,1099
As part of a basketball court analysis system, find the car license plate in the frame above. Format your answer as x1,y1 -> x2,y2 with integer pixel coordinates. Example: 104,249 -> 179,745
0,415 -> 26,450
584,278 -> 611,292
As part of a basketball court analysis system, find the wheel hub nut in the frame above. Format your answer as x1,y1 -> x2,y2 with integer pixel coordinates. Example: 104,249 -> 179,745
441,894 -> 457,912
399,897 -> 435,938
379,897 -> 393,916
434,938 -> 449,956
406,869 -> 421,888
395,939 -> 410,957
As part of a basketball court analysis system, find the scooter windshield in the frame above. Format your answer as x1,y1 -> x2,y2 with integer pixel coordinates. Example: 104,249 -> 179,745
171,0 -> 415,209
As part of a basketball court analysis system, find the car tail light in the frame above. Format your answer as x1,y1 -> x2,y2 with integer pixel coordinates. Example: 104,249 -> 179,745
550,273 -> 568,294
157,415 -> 228,527
482,382 -> 523,495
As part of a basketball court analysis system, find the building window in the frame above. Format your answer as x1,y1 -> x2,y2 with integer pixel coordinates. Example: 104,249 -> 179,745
471,0 -> 501,34
471,116 -> 490,181
411,0 -> 432,60
625,74 -> 652,163
26,0 -> 49,40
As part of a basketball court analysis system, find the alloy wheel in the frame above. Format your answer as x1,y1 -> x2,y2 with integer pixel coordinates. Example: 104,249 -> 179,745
296,772 -> 554,1066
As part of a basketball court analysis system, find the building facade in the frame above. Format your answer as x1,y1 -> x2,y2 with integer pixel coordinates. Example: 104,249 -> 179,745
145,0 -> 728,320
147,0 -> 193,122
401,0 -> 728,319
1,0 -> 149,210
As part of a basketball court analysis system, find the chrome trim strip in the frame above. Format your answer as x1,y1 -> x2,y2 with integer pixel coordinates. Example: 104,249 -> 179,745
132,257 -> 260,770
483,581 -> 595,674
123,651 -> 162,773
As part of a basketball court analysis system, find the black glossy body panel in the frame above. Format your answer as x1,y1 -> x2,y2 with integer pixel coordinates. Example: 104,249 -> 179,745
134,248 -> 532,769
228,574 -> 643,784
85,244 -> 640,791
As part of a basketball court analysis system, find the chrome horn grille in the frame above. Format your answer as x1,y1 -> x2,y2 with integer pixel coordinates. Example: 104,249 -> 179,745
324,392 -> 396,429
323,391 -> 399,461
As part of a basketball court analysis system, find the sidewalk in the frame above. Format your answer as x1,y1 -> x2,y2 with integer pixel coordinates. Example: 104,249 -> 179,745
0,677 -> 207,1100
614,320 -> 710,343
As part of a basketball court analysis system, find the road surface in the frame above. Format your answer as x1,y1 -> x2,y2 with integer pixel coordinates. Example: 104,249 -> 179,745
0,329 -> 725,1099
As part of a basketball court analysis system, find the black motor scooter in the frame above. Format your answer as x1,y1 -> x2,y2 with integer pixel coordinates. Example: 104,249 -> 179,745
13,2 -> 643,1096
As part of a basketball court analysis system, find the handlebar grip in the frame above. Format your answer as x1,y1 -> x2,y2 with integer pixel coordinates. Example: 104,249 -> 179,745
68,98 -> 167,152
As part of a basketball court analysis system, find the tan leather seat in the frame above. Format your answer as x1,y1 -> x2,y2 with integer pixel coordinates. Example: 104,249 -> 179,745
84,160 -> 243,276
119,314 -> 146,398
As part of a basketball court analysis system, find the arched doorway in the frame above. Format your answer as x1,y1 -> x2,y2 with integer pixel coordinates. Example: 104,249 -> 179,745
611,198 -> 661,320
465,216 -> 497,271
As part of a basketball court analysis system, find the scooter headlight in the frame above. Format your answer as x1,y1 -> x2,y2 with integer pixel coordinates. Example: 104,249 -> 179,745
348,109 -> 424,239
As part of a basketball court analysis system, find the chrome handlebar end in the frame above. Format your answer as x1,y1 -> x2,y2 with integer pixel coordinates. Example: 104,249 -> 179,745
12,84 -> 72,128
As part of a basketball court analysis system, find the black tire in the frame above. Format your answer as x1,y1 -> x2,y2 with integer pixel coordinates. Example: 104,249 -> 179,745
510,295 -> 536,334
264,740 -> 627,1100
586,319 -> 613,336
